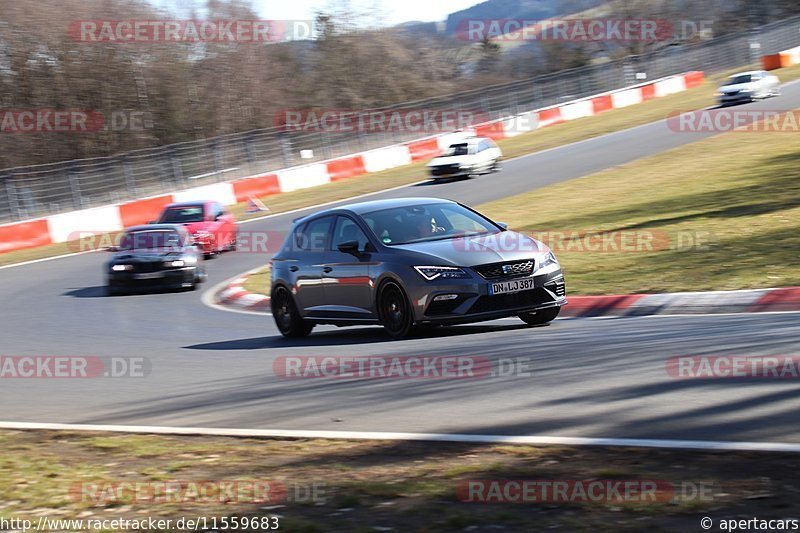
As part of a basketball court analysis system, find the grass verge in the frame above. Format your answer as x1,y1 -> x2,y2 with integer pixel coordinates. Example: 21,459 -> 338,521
5,63 -> 800,269
478,109 -> 800,294
2,429 -> 798,531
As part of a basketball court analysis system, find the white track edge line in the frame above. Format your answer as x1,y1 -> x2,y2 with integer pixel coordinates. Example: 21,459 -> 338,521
1,421 -> 800,452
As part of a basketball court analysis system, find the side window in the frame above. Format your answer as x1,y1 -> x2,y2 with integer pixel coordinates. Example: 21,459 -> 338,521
478,140 -> 489,152
331,216 -> 370,252
296,216 -> 333,252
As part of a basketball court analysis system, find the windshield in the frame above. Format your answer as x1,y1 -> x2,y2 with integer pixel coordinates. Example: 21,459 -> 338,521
444,143 -> 469,156
362,203 -> 500,246
120,230 -> 184,251
725,74 -> 753,85
159,206 -> 205,223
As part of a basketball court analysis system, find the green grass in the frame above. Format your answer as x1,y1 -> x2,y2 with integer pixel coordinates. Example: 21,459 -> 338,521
5,62 -> 800,268
478,112 -> 800,295
2,429 -> 798,529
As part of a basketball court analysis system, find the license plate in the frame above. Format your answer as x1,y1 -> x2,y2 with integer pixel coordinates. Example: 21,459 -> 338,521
490,278 -> 536,295
134,272 -> 165,280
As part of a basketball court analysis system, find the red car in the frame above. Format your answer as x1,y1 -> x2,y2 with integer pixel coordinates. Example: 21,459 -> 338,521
155,201 -> 238,257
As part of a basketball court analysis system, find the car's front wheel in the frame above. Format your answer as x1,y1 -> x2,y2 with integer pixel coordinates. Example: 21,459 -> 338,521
378,281 -> 414,338
519,307 -> 560,326
271,286 -> 314,338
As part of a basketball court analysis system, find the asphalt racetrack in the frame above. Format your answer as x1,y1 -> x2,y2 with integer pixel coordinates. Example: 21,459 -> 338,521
2,86 -> 799,443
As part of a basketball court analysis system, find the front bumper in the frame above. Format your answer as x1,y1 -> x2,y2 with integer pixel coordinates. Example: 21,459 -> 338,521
408,269 -> 566,325
108,267 -> 196,291
429,165 -> 471,178
718,93 -> 753,106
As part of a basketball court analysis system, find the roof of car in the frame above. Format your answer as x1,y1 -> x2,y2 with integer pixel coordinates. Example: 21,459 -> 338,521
298,197 -> 458,221
164,201 -> 209,209
730,71 -> 763,77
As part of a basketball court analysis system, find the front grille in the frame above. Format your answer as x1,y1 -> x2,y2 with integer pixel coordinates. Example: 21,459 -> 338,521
132,261 -> 164,273
431,164 -> 461,176
474,260 -> 535,280
725,90 -> 739,96
468,287 -> 552,314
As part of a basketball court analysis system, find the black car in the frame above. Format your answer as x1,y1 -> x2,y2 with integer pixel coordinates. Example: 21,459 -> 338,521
106,224 -> 206,295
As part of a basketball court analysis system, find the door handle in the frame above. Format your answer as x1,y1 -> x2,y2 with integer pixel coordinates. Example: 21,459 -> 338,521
323,267 -> 333,273
289,266 -> 299,272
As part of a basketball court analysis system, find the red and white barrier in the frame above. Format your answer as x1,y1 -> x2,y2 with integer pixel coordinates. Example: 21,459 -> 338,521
0,71 -> 704,254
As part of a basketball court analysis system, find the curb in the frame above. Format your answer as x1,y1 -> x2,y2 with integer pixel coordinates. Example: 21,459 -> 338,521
213,271 -> 800,318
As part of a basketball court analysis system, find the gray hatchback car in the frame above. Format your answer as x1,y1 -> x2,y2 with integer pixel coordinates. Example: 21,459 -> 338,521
270,197 -> 567,337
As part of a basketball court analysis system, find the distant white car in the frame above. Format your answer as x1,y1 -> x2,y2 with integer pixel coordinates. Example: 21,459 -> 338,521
716,70 -> 780,106
427,137 -> 502,179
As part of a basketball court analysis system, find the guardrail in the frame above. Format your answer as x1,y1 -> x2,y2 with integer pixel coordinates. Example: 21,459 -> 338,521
1,14 -> 800,225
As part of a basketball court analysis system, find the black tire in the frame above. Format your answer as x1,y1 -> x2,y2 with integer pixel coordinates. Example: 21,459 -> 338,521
519,307 -> 560,326
228,234 -> 238,251
493,158 -> 502,172
378,281 -> 414,338
271,285 -> 314,338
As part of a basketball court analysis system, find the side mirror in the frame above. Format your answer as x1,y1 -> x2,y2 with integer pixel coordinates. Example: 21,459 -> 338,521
337,240 -> 360,256
214,214 -> 222,221
148,220 -> 157,224
496,222 -> 508,230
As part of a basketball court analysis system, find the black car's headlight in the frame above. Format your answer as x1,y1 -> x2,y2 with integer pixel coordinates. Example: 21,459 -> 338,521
164,256 -> 196,268
111,264 -> 132,272
414,266 -> 470,281
538,251 -> 559,270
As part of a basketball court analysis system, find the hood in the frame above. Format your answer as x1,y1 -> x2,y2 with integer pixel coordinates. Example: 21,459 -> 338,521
111,248 -> 184,262
392,230 -> 548,267
719,82 -> 755,93
182,221 -> 212,235
427,154 -> 476,167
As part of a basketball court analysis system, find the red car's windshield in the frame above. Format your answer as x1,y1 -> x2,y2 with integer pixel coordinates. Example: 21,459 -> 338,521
159,206 -> 205,223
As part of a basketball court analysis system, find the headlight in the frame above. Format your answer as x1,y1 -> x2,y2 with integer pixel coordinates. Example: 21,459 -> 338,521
164,260 -> 186,267
714,91 -> 723,97
459,163 -> 473,169
538,251 -> 559,270
111,264 -> 132,271
413,266 -> 470,281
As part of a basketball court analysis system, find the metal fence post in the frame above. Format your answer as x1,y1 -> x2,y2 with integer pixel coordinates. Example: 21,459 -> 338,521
66,166 -> 83,211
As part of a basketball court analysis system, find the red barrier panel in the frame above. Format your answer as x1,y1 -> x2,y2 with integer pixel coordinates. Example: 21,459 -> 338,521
0,219 -> 52,254
748,288 -> 800,312
475,121 -> 506,140
591,95 -> 613,114
119,195 -> 174,227
232,174 -> 281,203
407,138 -> 440,162
537,107 -> 565,127
641,84 -> 657,101
326,156 -> 366,181
683,71 -> 705,88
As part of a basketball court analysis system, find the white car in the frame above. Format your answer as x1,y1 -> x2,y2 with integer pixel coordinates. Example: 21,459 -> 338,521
427,137 -> 502,179
716,70 -> 780,106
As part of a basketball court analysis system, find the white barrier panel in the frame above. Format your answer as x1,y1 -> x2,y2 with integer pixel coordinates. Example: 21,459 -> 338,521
276,164 -> 330,193
47,204 -> 123,243
785,46 -> 800,63
654,76 -> 686,97
502,111 -> 539,137
173,182 -> 237,206
362,145 -> 413,173
611,88 -> 644,109
559,99 -> 595,121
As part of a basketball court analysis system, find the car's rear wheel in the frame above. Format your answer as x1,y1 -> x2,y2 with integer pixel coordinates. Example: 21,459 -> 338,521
378,281 -> 413,338
271,286 -> 314,338
519,307 -> 560,326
